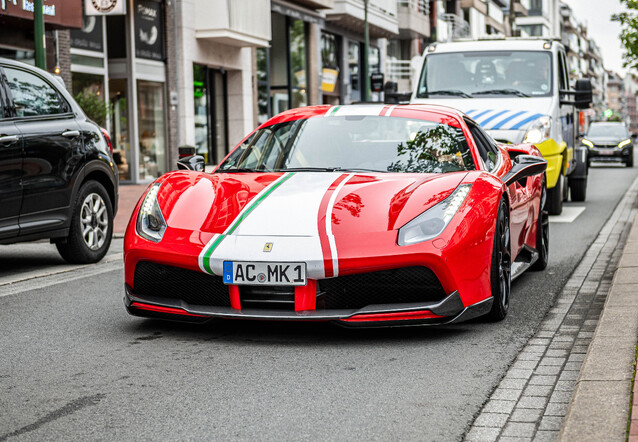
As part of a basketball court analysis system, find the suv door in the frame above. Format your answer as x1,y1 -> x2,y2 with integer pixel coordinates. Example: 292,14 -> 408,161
0,68 -> 22,239
2,65 -> 83,236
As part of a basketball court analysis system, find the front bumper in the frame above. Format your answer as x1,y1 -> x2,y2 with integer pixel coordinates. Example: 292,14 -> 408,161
587,146 -> 632,163
124,285 -> 493,328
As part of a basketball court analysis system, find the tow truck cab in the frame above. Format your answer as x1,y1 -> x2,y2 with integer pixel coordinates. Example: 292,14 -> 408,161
410,39 -> 592,215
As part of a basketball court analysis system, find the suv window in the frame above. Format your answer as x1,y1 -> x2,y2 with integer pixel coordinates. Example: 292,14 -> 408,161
3,67 -> 69,117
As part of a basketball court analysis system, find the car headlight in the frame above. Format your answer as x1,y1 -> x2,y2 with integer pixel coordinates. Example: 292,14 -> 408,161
619,139 -> 631,149
523,116 -> 552,144
398,184 -> 471,246
581,139 -> 594,148
136,183 -> 167,242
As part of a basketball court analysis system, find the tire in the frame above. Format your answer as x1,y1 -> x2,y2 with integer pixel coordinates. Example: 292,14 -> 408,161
531,180 -> 549,271
486,199 -> 511,321
546,173 -> 563,215
56,180 -> 114,264
627,155 -> 634,168
569,177 -> 587,202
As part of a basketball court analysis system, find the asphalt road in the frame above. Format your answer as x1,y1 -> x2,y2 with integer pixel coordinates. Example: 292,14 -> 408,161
0,163 -> 636,441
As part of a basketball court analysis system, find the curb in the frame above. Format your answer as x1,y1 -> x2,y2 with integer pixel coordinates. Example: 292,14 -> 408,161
559,212 -> 638,441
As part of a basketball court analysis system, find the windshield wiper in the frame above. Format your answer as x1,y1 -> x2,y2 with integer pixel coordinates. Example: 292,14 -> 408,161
280,167 -> 387,173
422,89 -> 472,98
473,89 -> 530,97
215,167 -> 263,173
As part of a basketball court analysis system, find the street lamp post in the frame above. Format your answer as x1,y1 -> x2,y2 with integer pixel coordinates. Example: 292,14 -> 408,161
34,0 -> 46,69
363,0 -> 370,102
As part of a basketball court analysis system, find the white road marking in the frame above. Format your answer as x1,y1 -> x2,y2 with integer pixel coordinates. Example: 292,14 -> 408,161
549,206 -> 586,223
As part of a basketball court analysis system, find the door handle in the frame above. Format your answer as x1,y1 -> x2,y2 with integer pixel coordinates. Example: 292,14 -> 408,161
62,130 -> 80,138
0,135 -> 19,143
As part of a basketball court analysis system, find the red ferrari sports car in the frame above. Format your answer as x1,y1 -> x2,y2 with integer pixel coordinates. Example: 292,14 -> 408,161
124,104 -> 547,327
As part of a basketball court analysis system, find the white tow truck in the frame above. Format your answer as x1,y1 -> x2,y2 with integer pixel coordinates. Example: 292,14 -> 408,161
410,38 -> 592,215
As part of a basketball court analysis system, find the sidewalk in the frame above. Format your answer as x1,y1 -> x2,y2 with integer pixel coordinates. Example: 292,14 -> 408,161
113,183 -> 149,236
465,176 -> 638,441
559,211 -> 638,441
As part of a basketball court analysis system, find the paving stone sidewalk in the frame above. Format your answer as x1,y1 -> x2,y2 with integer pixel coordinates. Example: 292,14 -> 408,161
464,175 -> 638,441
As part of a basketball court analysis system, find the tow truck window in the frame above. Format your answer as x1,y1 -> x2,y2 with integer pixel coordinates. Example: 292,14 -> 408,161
417,51 -> 553,98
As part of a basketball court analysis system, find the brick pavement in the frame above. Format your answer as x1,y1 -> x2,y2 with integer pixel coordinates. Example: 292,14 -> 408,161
465,175 -> 638,441
113,184 -> 149,236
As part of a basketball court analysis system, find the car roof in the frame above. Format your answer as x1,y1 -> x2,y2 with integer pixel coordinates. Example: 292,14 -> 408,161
590,121 -> 626,126
427,39 -> 556,54
264,103 -> 468,126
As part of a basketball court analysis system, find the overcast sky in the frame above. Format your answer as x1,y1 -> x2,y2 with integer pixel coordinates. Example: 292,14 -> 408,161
561,0 -> 628,75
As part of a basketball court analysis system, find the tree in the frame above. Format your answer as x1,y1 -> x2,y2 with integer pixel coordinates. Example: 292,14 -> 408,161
612,1 -> 638,70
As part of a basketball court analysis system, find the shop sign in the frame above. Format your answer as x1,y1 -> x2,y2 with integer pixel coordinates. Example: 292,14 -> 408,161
70,14 -> 103,51
0,0 -> 82,28
321,68 -> 339,93
135,0 -> 164,61
370,73 -> 384,93
271,2 -> 325,27
84,0 -> 126,16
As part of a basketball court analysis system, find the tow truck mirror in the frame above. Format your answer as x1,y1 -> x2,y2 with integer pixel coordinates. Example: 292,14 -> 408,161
574,79 -> 593,109
503,155 -> 547,187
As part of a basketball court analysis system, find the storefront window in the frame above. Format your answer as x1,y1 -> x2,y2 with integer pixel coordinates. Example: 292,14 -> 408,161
266,13 -> 309,118
193,64 -> 210,162
348,41 -> 360,102
257,47 -> 270,125
290,19 -> 307,108
109,79 -> 130,181
321,32 -> 340,103
137,80 -> 166,179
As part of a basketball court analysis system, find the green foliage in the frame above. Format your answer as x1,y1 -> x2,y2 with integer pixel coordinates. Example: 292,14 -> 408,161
73,91 -> 109,127
608,114 -> 623,122
612,1 -> 638,70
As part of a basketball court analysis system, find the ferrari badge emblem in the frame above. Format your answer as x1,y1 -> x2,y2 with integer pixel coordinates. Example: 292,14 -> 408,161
263,242 -> 273,252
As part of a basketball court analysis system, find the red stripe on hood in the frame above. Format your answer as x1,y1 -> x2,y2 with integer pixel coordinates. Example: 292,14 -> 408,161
317,173 -> 350,278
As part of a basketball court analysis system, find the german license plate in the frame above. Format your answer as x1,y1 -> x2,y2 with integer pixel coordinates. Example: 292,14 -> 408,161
223,261 -> 307,286
598,149 -> 615,155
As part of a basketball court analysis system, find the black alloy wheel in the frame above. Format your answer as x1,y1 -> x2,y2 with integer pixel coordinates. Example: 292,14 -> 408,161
531,178 -> 549,271
486,199 -> 511,321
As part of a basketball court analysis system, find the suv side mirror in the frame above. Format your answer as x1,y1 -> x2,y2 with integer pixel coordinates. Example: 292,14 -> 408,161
177,145 -> 205,172
574,79 -> 593,109
632,133 -> 637,140
503,155 -> 547,187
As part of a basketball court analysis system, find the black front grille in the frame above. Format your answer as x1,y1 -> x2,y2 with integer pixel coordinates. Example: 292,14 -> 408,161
134,261 -> 231,307
239,285 -> 295,310
318,267 -> 446,310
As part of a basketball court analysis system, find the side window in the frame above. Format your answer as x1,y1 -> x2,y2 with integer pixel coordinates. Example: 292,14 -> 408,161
467,120 -> 498,171
4,67 -> 68,117
558,51 -> 568,91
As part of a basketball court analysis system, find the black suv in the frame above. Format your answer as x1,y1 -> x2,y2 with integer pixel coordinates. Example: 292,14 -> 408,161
583,122 -> 634,167
0,58 -> 118,263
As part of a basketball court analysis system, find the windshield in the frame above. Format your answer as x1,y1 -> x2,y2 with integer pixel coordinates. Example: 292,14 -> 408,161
586,123 -> 629,139
416,51 -> 552,98
218,116 -> 475,174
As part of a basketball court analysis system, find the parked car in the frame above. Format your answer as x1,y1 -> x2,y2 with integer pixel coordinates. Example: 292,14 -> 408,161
0,58 -> 118,263
582,122 -> 634,167
124,104 -> 547,327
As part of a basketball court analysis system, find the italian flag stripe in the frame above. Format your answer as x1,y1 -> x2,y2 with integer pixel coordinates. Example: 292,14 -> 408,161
201,172 -> 296,274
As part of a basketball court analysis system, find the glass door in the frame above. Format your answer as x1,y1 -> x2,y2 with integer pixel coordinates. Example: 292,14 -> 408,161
137,80 -> 167,180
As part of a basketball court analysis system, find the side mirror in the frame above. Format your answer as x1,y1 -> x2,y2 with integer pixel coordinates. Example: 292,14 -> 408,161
177,155 -> 205,172
177,145 -> 205,171
632,133 -> 637,140
503,155 -> 547,187
574,79 -> 593,109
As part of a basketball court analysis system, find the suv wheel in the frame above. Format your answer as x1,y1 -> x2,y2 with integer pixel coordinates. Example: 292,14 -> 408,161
56,180 -> 113,264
